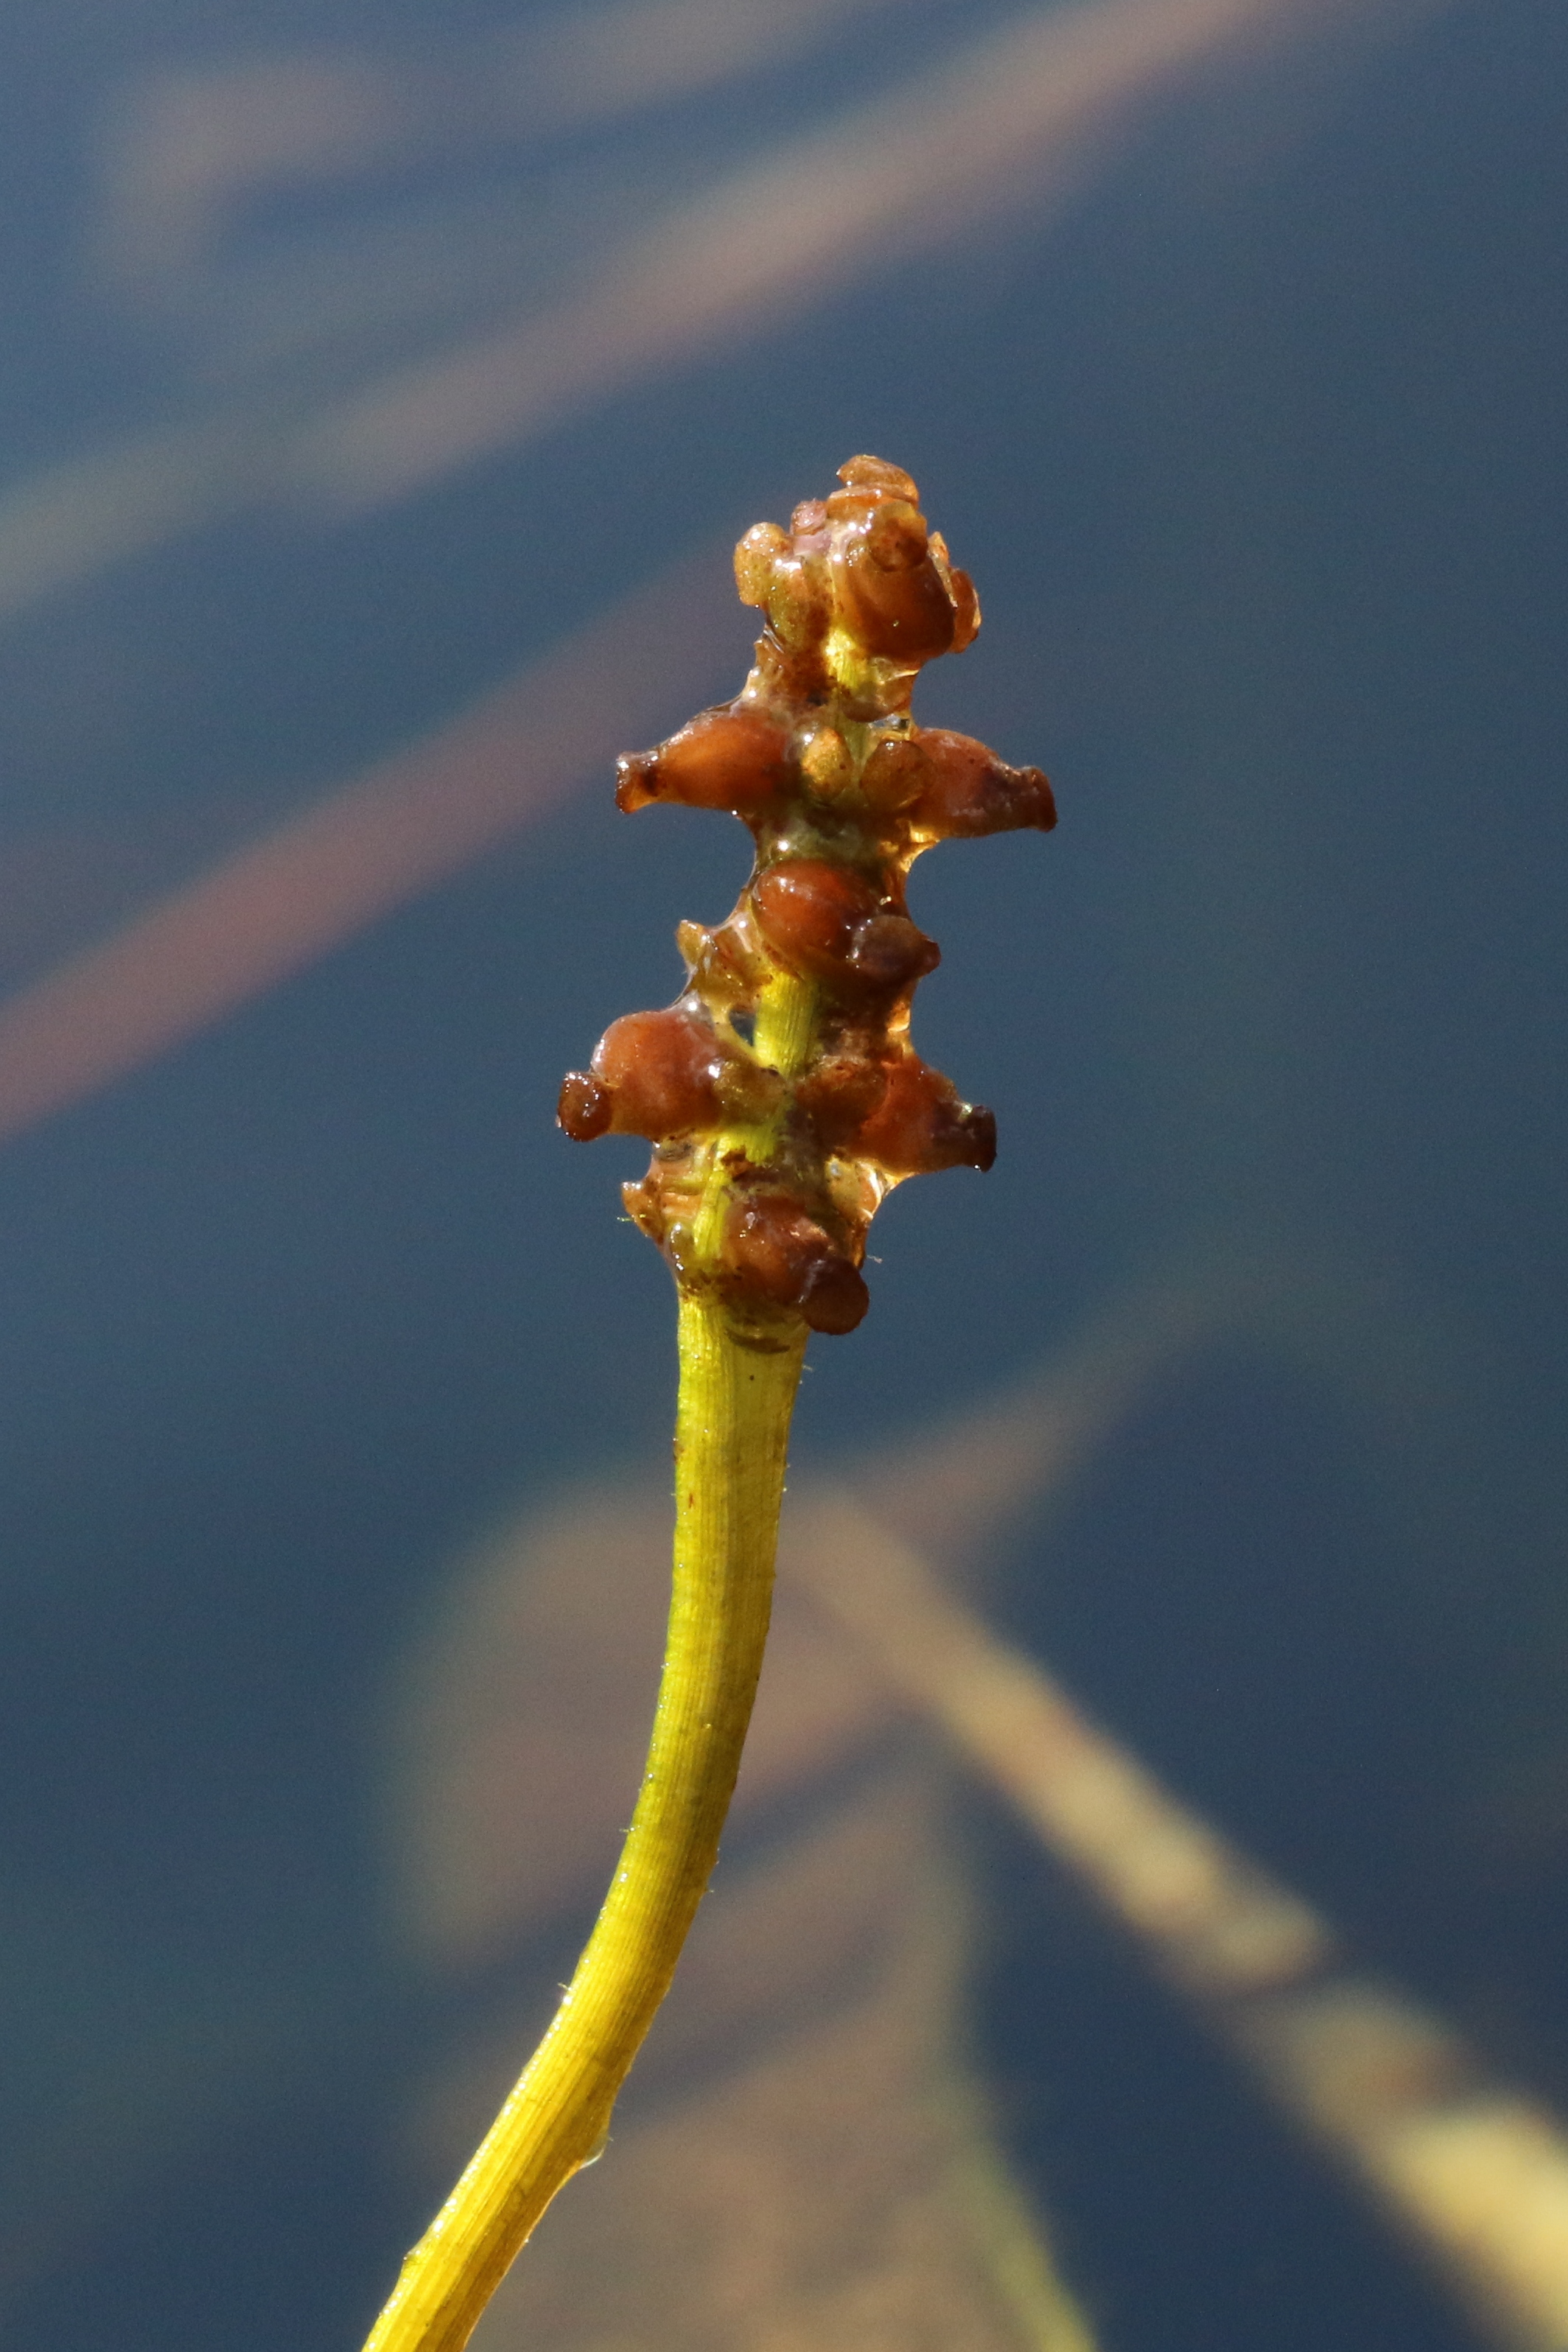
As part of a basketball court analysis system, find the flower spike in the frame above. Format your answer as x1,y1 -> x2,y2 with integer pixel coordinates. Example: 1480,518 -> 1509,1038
559,455 -> 1055,1337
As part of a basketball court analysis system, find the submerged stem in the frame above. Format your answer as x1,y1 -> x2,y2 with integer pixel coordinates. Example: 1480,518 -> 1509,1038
362,1296 -> 805,2352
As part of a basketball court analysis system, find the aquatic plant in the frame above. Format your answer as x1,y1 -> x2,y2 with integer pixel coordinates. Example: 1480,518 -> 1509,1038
361,455 -> 1054,2351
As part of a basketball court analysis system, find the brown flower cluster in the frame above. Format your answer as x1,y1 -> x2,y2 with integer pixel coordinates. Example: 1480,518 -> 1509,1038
558,456 -> 1054,1339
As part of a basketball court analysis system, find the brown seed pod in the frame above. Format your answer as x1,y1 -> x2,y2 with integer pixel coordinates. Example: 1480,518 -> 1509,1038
847,1053 -> 998,1176
750,858 -> 878,982
616,704 -> 791,817
722,1194 -> 869,1334
831,522 -> 957,666
751,860 -> 937,1000
589,1007 -> 727,1141
906,729 -> 1057,840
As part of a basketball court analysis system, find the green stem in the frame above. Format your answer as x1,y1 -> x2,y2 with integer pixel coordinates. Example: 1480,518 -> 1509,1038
360,1293 -> 805,2352
753,970 -> 819,1082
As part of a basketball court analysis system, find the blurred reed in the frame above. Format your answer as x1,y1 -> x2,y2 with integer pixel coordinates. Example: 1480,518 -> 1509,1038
0,542 -> 741,1144
0,0 -> 1445,620
790,1491 -> 1568,2352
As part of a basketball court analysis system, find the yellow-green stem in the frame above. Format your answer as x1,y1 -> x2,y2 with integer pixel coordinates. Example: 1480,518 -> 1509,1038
360,1292 -> 805,2352
753,970 -> 819,1082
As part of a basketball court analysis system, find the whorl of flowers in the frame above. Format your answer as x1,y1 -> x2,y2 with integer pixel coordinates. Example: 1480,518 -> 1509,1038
558,455 -> 1054,1340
